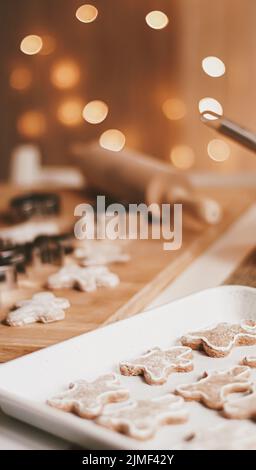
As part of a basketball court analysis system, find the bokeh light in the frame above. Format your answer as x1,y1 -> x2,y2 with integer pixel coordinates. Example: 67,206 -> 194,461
170,145 -> 195,169
57,98 -> 83,126
17,111 -> 46,138
162,98 -> 186,121
145,11 -> 169,30
198,97 -> 223,120
20,35 -> 43,55
82,100 -> 108,124
202,56 -> 225,78
99,129 -> 126,152
76,4 -> 98,23
40,35 -> 56,55
50,60 -> 80,89
10,67 -> 32,90
207,139 -> 230,161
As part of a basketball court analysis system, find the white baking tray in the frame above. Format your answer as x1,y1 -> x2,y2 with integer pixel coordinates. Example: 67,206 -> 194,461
0,285 -> 255,450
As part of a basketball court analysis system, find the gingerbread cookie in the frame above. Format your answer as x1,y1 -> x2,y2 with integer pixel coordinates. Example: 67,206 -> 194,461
47,264 -> 120,292
120,346 -> 193,385
242,356 -> 256,368
97,394 -> 188,440
75,241 -> 130,266
181,320 -> 256,357
183,423 -> 256,450
176,365 -> 252,410
47,373 -> 129,419
6,292 -> 70,326
223,391 -> 256,420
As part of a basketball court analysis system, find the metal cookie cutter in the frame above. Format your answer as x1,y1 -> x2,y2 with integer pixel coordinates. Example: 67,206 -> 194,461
32,233 -> 74,266
10,192 -> 60,222
0,245 -> 26,274
0,264 -> 17,292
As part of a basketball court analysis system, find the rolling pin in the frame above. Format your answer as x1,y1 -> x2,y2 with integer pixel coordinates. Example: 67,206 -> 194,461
71,142 -> 222,224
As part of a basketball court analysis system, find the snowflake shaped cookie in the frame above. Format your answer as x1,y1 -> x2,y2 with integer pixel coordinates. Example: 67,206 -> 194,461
181,320 -> 256,357
6,292 -> 70,326
97,394 -> 188,440
47,373 -> 129,419
47,264 -> 120,292
120,346 -> 193,385
75,241 -> 130,266
176,365 -> 252,410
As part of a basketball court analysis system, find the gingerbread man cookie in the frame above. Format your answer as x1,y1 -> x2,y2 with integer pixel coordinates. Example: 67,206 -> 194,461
47,264 -> 120,292
223,391 -> 256,420
181,320 -> 256,357
97,394 -> 188,440
183,423 -> 256,450
75,241 -> 130,266
242,356 -> 256,368
47,373 -> 129,419
120,346 -> 193,385
176,366 -> 252,410
6,292 -> 70,326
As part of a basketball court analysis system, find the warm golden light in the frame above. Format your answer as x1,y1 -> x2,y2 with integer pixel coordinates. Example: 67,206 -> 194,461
207,139 -> 230,162
10,67 -> 32,90
170,145 -> 195,169
198,97 -> 223,120
162,98 -> 186,121
17,111 -> 46,138
202,56 -> 225,78
82,100 -> 108,124
99,129 -> 126,152
145,11 -> 169,30
50,60 -> 80,89
20,35 -> 43,55
57,98 -> 83,126
40,35 -> 56,55
76,4 -> 98,23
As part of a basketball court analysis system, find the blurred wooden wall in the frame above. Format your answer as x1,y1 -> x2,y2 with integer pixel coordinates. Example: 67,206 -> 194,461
0,0 -> 255,181
178,0 -> 256,172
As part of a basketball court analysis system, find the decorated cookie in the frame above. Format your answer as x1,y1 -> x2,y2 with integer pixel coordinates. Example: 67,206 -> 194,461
47,264 -> 120,292
97,394 -> 188,440
176,365 -> 252,410
242,356 -> 256,368
75,241 -> 130,266
47,373 -> 129,419
223,391 -> 256,420
182,423 -> 256,450
181,320 -> 256,357
6,292 -> 70,326
120,346 -> 193,385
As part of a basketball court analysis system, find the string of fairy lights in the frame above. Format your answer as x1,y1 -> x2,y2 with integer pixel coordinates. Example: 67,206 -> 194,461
10,5 -> 230,166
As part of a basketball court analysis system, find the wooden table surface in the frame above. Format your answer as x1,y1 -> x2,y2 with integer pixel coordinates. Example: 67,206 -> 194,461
0,184 -> 255,362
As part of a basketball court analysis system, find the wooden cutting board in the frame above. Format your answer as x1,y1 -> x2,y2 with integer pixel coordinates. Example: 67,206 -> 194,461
224,247 -> 256,288
0,185 -> 254,362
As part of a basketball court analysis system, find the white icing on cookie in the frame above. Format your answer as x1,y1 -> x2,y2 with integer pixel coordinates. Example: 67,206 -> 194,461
47,373 -> 129,419
223,390 -> 256,420
181,320 -> 256,357
242,356 -> 256,368
120,346 -> 193,385
75,241 -> 130,266
6,292 -> 70,326
47,264 -> 120,291
97,394 -> 188,440
176,365 -> 252,410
